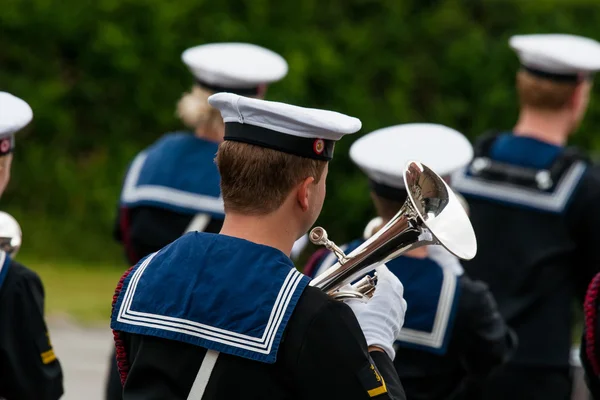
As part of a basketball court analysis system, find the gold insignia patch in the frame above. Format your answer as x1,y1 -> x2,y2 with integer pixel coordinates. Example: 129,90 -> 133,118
357,362 -> 388,397
40,332 -> 57,364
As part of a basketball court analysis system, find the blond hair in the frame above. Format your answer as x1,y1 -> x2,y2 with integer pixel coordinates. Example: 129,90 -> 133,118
516,70 -> 579,110
176,85 -> 223,132
215,141 -> 327,215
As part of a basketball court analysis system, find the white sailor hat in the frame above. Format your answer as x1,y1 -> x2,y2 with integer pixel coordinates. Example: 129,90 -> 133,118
182,43 -> 288,96
0,92 -> 33,155
350,123 -> 473,199
509,34 -> 600,82
208,92 -> 361,161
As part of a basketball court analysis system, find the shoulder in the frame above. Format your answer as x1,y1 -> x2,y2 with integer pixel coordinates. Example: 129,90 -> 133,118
3,260 -> 42,291
288,286 -> 360,335
0,259 -> 44,309
569,163 -> 600,210
457,275 -> 495,310
581,164 -> 600,187
146,132 -> 194,152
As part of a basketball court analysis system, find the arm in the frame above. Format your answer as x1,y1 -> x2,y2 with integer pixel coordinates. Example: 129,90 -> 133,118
569,170 -> 600,299
0,267 -> 63,400
457,276 -> 517,376
293,298 -> 406,400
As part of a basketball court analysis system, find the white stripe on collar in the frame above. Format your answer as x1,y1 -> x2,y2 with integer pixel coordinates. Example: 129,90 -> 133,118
120,152 -> 225,214
451,161 -> 586,213
116,253 -> 305,355
395,265 -> 457,349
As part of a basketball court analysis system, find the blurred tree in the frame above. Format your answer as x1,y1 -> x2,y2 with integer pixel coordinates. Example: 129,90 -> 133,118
0,0 -> 599,263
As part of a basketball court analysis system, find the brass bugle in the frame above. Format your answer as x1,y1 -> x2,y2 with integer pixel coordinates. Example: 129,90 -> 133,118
308,160 -> 477,301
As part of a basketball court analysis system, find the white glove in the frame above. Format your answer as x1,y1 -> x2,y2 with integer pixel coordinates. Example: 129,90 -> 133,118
344,265 -> 407,360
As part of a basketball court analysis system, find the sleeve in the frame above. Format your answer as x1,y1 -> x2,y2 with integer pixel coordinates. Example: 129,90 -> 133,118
569,169 -> 600,298
120,334 -> 203,400
456,276 -> 517,376
0,269 -> 64,400
292,299 -> 406,400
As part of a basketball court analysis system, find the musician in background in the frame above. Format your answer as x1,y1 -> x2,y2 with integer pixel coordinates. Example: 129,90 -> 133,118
304,123 -> 516,400
452,34 -> 600,400
110,93 -> 408,399
0,92 -> 64,400
106,42 -> 289,399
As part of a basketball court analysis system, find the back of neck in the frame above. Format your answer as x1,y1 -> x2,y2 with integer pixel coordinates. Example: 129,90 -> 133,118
219,212 -> 297,257
513,109 -> 571,146
194,125 -> 223,143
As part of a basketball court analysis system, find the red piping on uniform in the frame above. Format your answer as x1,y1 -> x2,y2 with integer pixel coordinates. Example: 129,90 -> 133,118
112,265 -> 135,386
119,207 -> 139,265
584,272 -> 600,376
302,248 -> 329,277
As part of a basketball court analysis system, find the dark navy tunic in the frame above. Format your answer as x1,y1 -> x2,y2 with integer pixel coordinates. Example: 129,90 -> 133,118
304,239 -> 515,400
114,132 -> 225,265
452,132 -> 600,400
111,232 -> 406,400
0,253 -> 64,400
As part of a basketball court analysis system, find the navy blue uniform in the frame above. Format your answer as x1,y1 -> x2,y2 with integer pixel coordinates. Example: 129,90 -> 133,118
304,240 -> 515,400
0,253 -> 63,400
453,132 -> 600,399
114,132 -> 225,265
110,232 -> 406,399
108,132 -> 225,399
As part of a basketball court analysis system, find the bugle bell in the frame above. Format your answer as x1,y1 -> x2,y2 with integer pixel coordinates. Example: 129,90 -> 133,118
308,160 -> 477,301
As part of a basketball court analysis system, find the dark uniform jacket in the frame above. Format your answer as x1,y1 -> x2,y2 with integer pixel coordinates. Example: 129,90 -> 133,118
114,132 -> 225,265
452,132 -> 600,399
304,240 -> 515,400
111,232 -> 406,400
0,254 -> 63,400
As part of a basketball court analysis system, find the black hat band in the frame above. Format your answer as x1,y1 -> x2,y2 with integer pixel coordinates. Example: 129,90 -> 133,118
522,65 -> 591,83
196,78 -> 259,96
224,122 -> 335,161
369,179 -> 407,201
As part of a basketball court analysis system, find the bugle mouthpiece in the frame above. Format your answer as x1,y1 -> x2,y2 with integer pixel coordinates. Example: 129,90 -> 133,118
309,227 -> 328,245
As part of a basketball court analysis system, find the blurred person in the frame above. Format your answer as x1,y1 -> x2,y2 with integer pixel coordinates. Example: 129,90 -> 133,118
0,92 -> 64,399
452,34 -> 600,400
106,42 -> 289,399
110,93 -> 408,399
303,123 -> 516,400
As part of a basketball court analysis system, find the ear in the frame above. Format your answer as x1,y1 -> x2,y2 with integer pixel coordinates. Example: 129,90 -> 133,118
296,176 -> 315,212
570,82 -> 585,110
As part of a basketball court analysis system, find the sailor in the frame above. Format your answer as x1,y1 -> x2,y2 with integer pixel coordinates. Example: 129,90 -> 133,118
110,93 -> 408,399
106,42 -> 290,399
114,42 -> 289,265
303,123 -> 516,400
452,34 -> 600,400
0,92 -> 64,399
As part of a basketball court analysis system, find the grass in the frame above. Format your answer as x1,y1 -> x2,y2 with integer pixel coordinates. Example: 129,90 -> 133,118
19,256 -> 126,325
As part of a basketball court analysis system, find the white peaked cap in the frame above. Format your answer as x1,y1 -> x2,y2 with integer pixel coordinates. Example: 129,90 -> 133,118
350,123 -> 473,190
510,34 -> 600,76
0,92 -> 33,137
182,42 -> 288,91
208,92 -> 361,160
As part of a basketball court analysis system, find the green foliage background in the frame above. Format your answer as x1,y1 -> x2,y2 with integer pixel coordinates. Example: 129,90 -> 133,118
2,0 -> 600,265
